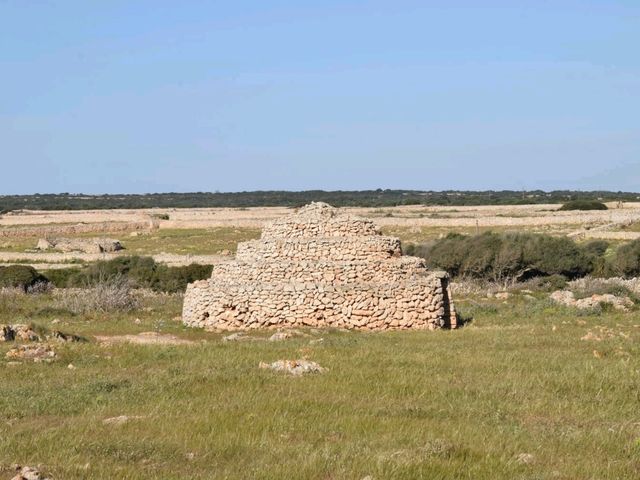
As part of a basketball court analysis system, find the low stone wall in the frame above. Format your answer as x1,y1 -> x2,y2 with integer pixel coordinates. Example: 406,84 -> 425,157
183,273 -> 455,331
236,236 -> 402,263
0,221 -> 154,238
262,215 -> 380,239
212,257 -> 430,284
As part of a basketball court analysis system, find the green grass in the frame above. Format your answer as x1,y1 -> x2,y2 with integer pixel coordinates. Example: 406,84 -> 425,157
121,227 -> 261,255
1,292 -> 639,478
0,228 -> 262,255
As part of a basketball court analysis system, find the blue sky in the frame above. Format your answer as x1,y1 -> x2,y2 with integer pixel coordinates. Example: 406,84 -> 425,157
1,1 -> 638,194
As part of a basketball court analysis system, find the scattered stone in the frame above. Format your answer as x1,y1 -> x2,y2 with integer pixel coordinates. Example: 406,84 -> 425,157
494,292 -> 511,300
2,324 -> 41,342
50,330 -> 84,343
515,453 -> 534,465
268,332 -> 292,341
222,332 -> 253,342
103,415 -> 146,426
550,290 -> 633,311
134,318 -> 142,325
10,465 -> 51,480
259,359 -> 325,376
581,331 -> 601,341
5,344 -> 56,363
309,338 -> 324,345
220,249 -> 232,256
95,332 -> 195,346
2,324 -> 83,344
67,363 -> 76,370
268,330 -> 307,341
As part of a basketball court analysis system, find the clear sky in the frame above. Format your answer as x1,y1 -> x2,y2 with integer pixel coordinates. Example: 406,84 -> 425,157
1,1 -> 638,194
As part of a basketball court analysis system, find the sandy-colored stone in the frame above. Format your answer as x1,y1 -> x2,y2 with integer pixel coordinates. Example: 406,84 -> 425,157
182,203 -> 456,331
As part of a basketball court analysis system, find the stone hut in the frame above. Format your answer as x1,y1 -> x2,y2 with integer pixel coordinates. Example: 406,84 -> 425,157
182,202 -> 456,331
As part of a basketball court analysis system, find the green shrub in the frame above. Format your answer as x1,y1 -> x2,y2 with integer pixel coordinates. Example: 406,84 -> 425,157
610,239 -> 640,277
44,268 -> 83,288
519,273 -> 568,292
61,256 -> 212,293
0,265 -> 48,291
416,232 -> 595,281
559,200 -> 608,211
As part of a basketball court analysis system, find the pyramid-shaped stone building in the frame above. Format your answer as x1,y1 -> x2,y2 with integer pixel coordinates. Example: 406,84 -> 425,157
182,202 -> 456,330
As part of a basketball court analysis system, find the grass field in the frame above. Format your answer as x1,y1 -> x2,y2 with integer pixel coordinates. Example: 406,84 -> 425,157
0,228 -> 262,256
1,291 -> 639,479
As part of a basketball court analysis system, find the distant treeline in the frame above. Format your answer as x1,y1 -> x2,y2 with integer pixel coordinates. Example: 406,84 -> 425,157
1,190 -> 639,212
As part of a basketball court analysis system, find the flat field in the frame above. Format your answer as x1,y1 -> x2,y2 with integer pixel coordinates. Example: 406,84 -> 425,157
2,203 -> 640,269
1,292 -> 639,479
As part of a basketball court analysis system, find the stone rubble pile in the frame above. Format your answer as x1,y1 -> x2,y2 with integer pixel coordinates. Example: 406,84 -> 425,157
182,202 -> 456,331
36,237 -> 123,254
10,465 -> 51,480
550,290 -> 634,311
5,344 -> 56,362
259,359 -> 325,376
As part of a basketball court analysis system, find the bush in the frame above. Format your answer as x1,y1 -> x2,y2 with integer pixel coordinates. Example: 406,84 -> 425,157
610,239 -> 640,277
559,200 -> 608,211
0,265 -> 48,291
56,273 -> 138,314
61,256 -> 212,293
44,267 -> 83,288
415,232 -> 596,281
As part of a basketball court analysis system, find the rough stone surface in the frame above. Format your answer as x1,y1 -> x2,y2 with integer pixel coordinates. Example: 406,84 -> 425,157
259,359 -> 325,375
36,237 -> 123,253
5,344 -> 56,362
183,202 -> 456,331
1,324 -> 40,342
10,466 -> 51,480
550,290 -> 633,311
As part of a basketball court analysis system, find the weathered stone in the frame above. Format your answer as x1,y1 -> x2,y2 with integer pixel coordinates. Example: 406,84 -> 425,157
182,203 -> 456,330
36,237 -> 123,253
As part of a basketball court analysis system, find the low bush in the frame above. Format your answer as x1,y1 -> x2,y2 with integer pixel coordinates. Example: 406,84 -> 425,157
0,265 -> 48,291
609,239 -> 640,277
559,200 -> 608,211
56,256 -> 212,293
56,273 -> 138,314
414,232 -> 597,281
44,267 -> 83,288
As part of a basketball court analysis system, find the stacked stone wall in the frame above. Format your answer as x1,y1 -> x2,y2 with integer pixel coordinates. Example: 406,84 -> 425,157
183,273 -> 454,331
236,236 -> 401,263
261,216 -> 380,239
212,257 -> 429,284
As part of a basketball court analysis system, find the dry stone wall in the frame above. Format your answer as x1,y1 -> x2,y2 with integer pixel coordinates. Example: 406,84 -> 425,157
182,202 -> 456,331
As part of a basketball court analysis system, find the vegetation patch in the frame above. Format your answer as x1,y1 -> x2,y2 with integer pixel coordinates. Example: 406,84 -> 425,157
0,265 -> 48,291
559,199 -> 608,211
47,256 -> 213,293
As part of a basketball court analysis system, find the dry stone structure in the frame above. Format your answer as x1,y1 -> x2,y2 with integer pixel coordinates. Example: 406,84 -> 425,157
182,202 -> 456,331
